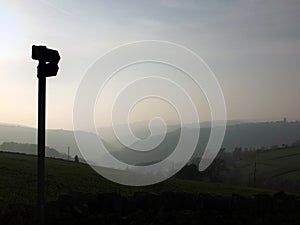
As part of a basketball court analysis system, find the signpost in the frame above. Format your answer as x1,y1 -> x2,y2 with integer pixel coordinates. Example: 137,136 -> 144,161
32,45 -> 60,225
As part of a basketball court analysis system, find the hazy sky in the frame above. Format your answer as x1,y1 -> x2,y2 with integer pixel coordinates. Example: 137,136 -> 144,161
1,0 -> 300,129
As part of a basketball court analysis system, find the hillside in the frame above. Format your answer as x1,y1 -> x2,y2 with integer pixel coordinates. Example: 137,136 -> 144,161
0,124 -> 82,158
0,151 -> 275,206
103,121 -> 300,165
230,146 -> 300,193
0,142 -> 68,159
1,121 -> 300,165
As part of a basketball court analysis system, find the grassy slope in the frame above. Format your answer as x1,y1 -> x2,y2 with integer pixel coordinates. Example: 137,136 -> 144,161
0,151 -> 275,206
234,146 -> 300,186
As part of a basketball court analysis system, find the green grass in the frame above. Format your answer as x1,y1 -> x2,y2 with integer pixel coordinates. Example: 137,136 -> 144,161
0,151 -> 275,206
233,147 -> 300,188
258,147 -> 300,160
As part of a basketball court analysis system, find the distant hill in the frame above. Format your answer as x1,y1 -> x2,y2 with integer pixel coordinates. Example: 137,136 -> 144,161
0,124 -> 82,158
113,121 -> 300,165
222,121 -> 300,150
0,142 -> 68,159
0,121 -> 300,164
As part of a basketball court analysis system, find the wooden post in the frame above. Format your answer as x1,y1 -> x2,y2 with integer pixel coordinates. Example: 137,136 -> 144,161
37,75 -> 46,225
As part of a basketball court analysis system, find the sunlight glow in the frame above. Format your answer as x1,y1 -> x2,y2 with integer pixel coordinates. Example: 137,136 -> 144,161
0,4 -> 23,53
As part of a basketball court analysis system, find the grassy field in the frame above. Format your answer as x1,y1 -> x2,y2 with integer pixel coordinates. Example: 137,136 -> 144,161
0,151 -> 275,206
233,146 -> 300,191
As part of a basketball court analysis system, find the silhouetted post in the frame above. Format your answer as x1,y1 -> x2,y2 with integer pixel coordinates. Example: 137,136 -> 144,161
68,146 -> 70,161
37,74 -> 46,225
32,45 -> 60,225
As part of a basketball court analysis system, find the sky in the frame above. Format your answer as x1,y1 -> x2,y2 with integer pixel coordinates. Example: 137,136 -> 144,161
0,0 -> 300,130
